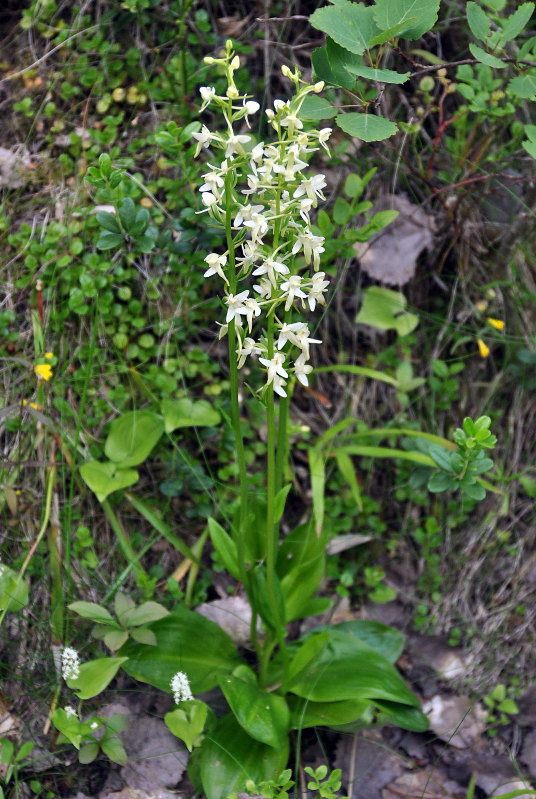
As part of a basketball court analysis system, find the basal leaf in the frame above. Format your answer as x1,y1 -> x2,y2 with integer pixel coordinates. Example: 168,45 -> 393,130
337,113 -> 398,142
199,714 -> 289,799
220,673 -> 290,748
120,606 -> 242,693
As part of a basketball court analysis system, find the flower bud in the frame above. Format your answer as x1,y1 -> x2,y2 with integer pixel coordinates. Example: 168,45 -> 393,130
313,81 -> 325,93
231,55 -> 240,70
281,65 -> 293,78
226,86 -> 239,99
204,56 -> 215,64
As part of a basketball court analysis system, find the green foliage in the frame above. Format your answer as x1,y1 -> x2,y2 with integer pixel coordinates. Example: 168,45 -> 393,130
69,592 -> 169,650
483,683 -> 520,735
52,710 -> 128,764
356,287 -> 419,337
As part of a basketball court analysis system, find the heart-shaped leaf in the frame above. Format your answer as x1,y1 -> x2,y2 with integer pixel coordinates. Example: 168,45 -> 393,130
105,410 -> 164,467
80,461 -> 139,502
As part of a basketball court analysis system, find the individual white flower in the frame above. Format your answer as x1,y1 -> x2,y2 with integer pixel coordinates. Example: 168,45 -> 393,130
273,374 -> 288,397
244,99 -> 260,116
192,124 -> 213,157
234,204 -> 264,228
199,170 -> 224,197
204,252 -> 228,283
225,132 -> 251,158
292,228 -> 325,270
307,272 -> 330,311
253,277 -> 272,299
294,325 -> 322,360
90,721 -> 99,730
199,86 -> 216,111
244,297 -> 262,332
225,290 -> 250,323
280,110 -> 303,136
252,256 -> 289,287
237,336 -> 262,369
250,142 -> 265,163
318,127 -> 333,153
236,240 -> 260,272
64,706 -> 77,719
297,198 -> 314,224
276,321 -> 306,351
280,274 -> 307,311
171,671 -> 193,704
216,322 -> 228,339
61,647 -> 80,682
243,212 -> 269,244
201,191 -> 217,208
259,352 -> 288,384
294,174 -> 327,207
294,353 -> 313,386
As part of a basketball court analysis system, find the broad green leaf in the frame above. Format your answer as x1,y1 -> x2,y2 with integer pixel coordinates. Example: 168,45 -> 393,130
299,95 -> 337,120
200,714 -> 289,799
80,461 -> 139,502
461,481 -> 486,501
103,629 -> 129,650
0,563 -> 28,612
120,606 -> 242,693
250,565 -> 286,632
356,286 -> 419,336
351,209 -> 399,242
326,621 -> 405,663
428,445 -> 456,473
78,743 -> 99,764
277,522 -> 326,622
310,2 -> 379,55
68,601 -> 115,625
508,71 -> 536,98
105,410 -> 164,467
220,672 -> 290,748
337,113 -> 397,142
208,518 -> 240,579
312,46 -> 355,90
161,398 -> 221,433
68,657 -> 128,699
101,736 -> 127,765
374,0 -> 440,39
427,471 -> 457,492
118,197 -> 136,232
124,601 -> 170,627
129,627 -> 157,646
290,632 -> 419,706
288,695 -> 373,729
501,3 -> 534,42
114,592 -> 136,622
466,2 -> 491,42
343,64 -> 409,84
96,231 -> 125,250
333,196 -> 352,225
326,37 -> 363,85
368,19 -> 417,46
95,211 -> 120,233
373,699 -> 429,731
287,632 -> 330,686
165,701 -> 208,752
469,43 -> 506,68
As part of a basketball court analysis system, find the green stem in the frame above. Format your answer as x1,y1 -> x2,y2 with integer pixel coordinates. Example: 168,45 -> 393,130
101,499 -> 148,586
224,175 -> 249,587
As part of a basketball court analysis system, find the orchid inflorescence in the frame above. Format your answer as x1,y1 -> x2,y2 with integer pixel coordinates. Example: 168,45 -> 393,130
192,42 -> 331,398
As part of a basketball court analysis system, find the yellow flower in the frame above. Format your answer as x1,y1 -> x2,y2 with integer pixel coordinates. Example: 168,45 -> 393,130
22,399 -> 39,409
35,363 -> 53,381
477,339 -> 490,358
476,300 -> 487,313
45,351 -> 54,359
487,317 -> 504,331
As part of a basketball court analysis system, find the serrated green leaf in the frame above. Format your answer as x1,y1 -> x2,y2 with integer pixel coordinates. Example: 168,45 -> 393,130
368,19 -> 417,46
337,113 -> 397,142
312,46 -> 354,89
467,2 -> 492,42
374,0 -> 440,39
501,3 -> 534,42
343,64 -> 410,84
310,2 -> 379,55
508,71 -> 536,98
469,43 -> 506,68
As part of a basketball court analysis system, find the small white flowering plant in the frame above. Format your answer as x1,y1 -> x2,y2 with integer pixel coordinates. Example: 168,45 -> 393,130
112,43 -> 429,798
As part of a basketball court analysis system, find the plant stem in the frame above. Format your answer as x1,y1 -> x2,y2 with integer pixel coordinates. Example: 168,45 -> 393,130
224,174 -> 249,587
100,499 -> 148,586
